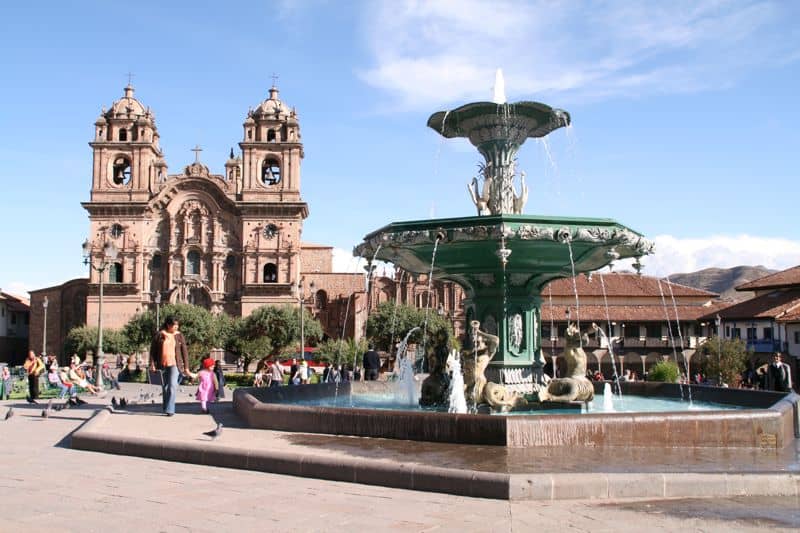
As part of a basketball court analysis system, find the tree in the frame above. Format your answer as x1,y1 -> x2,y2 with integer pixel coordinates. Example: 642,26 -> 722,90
365,301 -> 454,353
697,336 -> 750,386
316,337 -> 368,368
122,303 -> 220,369
223,316 -> 272,373
244,305 -> 323,357
63,326 -> 131,361
647,360 -> 680,383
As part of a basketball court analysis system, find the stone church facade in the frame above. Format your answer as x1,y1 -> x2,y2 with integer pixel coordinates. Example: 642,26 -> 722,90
27,83 -> 467,360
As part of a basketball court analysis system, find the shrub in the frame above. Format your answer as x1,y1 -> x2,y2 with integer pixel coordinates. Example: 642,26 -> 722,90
647,360 -> 680,383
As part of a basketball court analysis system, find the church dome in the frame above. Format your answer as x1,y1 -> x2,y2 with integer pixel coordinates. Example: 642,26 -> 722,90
251,86 -> 291,119
109,85 -> 147,118
94,115 -> 107,126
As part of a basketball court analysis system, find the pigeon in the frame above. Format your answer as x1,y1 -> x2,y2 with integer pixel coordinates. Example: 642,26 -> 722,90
3,407 -> 13,420
41,408 -> 48,418
111,397 -> 118,409
120,397 -> 127,408
202,422 -> 223,440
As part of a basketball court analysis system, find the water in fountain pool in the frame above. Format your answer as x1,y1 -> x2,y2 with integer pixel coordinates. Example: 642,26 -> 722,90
447,352 -> 468,414
290,391 -> 742,415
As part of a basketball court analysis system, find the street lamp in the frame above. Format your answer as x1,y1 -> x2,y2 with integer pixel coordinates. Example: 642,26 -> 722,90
715,314 -> 722,386
299,279 -> 315,363
153,291 -> 162,331
42,296 -> 49,356
82,239 -> 118,389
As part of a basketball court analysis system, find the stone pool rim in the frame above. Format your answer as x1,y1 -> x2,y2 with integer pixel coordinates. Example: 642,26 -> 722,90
234,381 -> 800,449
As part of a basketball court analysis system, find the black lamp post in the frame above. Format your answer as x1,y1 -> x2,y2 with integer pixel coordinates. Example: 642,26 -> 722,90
42,296 -> 48,357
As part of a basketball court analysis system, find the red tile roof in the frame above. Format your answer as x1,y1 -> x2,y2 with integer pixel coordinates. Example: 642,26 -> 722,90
736,265 -> 800,291
776,302 -> 800,323
0,292 -> 29,312
542,303 -> 727,323
543,272 -> 717,298
702,289 -> 800,321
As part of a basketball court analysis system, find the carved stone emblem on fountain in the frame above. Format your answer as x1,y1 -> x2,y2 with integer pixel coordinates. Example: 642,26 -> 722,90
536,322 -> 595,403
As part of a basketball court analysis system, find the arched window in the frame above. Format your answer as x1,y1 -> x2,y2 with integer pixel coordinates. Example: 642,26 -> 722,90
225,254 -> 236,269
315,289 -> 328,310
187,251 -> 201,276
267,129 -> 276,141
151,253 -> 162,270
263,263 -> 277,283
261,159 -> 281,185
112,157 -> 132,186
110,262 -> 123,283
118,128 -> 127,141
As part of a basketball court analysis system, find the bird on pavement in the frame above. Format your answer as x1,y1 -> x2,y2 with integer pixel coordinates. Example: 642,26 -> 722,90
202,422 -> 223,440
4,407 -> 13,420
120,397 -> 127,408
111,396 -> 118,409
41,399 -> 53,418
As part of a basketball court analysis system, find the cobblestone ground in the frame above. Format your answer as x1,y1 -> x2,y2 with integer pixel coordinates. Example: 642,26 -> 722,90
0,384 -> 797,532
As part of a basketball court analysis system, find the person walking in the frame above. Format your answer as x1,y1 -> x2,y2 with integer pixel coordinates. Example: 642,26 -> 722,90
196,358 -> 218,414
362,344 -> 381,381
23,350 -> 44,402
1,365 -> 12,400
766,352 -> 792,392
269,360 -> 284,387
149,316 -> 190,416
214,360 -> 226,399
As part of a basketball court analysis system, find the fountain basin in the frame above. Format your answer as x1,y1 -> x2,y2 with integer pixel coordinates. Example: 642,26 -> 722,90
234,383 -> 799,449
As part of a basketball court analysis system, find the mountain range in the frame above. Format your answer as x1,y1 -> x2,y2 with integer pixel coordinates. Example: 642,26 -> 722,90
667,265 -> 777,301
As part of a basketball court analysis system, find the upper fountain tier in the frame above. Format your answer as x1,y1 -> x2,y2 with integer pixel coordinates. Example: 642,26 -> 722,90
427,99 -> 570,216
427,100 -> 570,149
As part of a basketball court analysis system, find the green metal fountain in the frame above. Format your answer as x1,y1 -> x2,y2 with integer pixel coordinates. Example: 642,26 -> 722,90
355,70 -> 653,385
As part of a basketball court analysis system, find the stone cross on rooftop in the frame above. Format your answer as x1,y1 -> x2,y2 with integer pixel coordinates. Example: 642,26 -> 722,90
271,73 -> 279,87
191,145 -> 203,163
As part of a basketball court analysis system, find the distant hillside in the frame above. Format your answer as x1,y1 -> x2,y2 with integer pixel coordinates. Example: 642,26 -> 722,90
668,266 -> 777,301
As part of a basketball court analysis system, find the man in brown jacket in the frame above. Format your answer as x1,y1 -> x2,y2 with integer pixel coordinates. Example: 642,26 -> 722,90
149,316 -> 189,416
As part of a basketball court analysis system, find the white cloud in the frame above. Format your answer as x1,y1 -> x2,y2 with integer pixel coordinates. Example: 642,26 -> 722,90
358,0 -> 797,110
624,234 -> 800,277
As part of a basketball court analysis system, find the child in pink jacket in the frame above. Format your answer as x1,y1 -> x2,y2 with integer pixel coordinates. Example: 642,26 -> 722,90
196,358 -> 218,414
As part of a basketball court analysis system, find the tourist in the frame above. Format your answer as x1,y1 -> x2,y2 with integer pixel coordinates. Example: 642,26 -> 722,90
353,366 -> 362,382
195,358 -> 218,414
362,344 -> 381,381
149,316 -> 190,417
292,360 -> 309,385
289,358 -> 299,385
101,362 -> 120,390
253,368 -> 265,387
328,364 -> 341,383
766,352 -> 792,392
1,365 -> 12,400
322,363 -> 330,383
620,369 -> 632,382
67,359 -> 102,395
214,360 -> 226,399
23,350 -> 44,402
47,364 -> 70,399
269,360 -> 284,387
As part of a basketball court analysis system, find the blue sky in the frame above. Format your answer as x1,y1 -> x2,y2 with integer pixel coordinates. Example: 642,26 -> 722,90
1,0 -> 799,297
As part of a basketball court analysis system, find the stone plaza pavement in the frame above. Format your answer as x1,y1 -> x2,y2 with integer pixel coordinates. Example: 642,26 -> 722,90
1,383 -> 798,532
